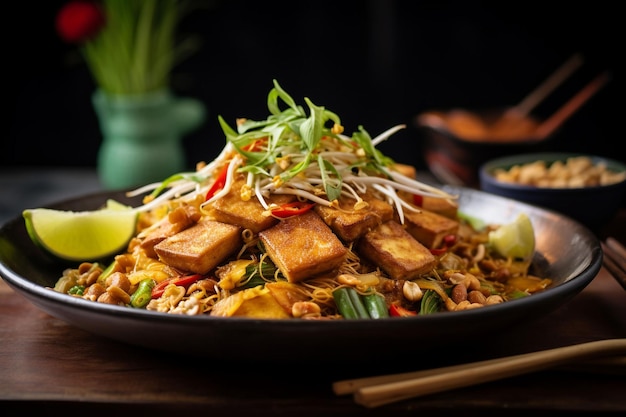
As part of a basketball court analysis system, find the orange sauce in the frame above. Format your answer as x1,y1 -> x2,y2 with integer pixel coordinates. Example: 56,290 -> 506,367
445,110 -> 540,142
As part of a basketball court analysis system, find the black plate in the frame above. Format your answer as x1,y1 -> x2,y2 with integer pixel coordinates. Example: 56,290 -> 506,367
0,186 -> 602,361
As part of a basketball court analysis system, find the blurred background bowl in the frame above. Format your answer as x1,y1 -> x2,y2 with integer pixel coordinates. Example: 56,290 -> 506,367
479,152 -> 626,232
415,107 -> 555,187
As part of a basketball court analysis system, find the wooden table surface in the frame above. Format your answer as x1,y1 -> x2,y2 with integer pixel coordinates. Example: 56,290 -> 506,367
1,170 -> 625,416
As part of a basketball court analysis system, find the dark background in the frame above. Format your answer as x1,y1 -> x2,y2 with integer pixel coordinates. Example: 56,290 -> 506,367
4,0 -> 621,172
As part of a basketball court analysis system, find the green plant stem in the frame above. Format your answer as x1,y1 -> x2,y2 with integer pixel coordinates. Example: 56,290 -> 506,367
83,0 -> 194,95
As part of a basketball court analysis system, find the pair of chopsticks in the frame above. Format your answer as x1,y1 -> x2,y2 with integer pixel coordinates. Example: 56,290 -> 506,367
505,53 -> 584,121
602,237 -> 626,290
332,339 -> 626,408
498,53 -> 611,140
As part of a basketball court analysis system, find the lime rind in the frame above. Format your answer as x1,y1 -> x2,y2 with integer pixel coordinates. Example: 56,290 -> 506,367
23,208 -> 138,262
488,213 -> 536,260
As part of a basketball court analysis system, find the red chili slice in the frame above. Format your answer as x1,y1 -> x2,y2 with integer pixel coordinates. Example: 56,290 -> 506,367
389,304 -> 417,317
430,234 -> 458,255
412,194 -> 424,207
442,234 -> 457,246
151,274 -> 202,299
270,201 -> 315,218
430,247 -> 448,256
205,165 -> 229,200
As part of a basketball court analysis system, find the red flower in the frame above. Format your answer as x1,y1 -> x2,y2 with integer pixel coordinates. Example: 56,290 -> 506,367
55,1 -> 106,44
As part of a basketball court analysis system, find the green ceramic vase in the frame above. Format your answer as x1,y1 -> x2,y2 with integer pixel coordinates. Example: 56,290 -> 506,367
92,89 -> 205,190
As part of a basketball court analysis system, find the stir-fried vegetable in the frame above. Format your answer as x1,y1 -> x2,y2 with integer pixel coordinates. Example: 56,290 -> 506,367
333,287 -> 389,319
151,274 -> 202,299
389,304 -> 417,317
130,279 -> 155,308
270,201 -> 316,218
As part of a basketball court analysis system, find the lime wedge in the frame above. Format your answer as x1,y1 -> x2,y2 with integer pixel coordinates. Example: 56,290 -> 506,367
105,199 -> 132,210
488,213 -> 536,260
23,207 -> 138,262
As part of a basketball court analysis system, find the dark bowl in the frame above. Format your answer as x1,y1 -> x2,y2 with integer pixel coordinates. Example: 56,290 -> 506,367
416,108 -> 554,187
0,187 -> 602,362
479,152 -> 626,232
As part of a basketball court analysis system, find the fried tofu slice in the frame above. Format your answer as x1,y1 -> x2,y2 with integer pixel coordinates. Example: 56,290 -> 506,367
153,219 -> 242,275
314,191 -> 394,241
205,175 -> 295,233
418,195 -> 459,219
138,205 -> 202,258
399,191 -> 459,219
390,163 -> 458,217
358,220 -> 437,280
259,211 -> 347,283
402,208 -> 459,249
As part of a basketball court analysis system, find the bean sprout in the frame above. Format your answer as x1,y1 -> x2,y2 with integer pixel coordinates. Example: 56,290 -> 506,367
124,80 -> 457,218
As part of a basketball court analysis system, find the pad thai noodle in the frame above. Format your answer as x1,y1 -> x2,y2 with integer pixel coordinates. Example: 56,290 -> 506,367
52,80 -> 552,319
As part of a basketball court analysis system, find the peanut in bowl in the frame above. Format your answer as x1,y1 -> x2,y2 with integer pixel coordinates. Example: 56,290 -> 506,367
479,152 -> 626,231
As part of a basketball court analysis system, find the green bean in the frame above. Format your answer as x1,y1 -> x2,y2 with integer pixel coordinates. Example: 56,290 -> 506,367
333,287 -> 361,319
130,279 -> 156,308
334,287 -> 391,319
362,292 -> 389,319
347,287 -> 370,319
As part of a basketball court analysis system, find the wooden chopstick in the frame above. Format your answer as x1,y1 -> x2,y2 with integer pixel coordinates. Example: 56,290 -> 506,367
557,355 -> 626,375
507,53 -> 584,119
333,339 -> 626,408
602,238 -> 626,290
534,71 -> 611,140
